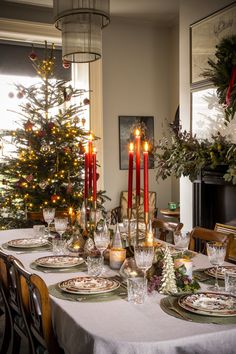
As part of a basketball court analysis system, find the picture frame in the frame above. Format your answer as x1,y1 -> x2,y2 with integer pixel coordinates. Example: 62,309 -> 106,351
190,2 -> 236,87
118,115 -> 154,170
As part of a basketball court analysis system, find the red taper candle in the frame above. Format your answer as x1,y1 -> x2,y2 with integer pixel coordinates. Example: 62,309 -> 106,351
135,129 -> 141,197
143,142 -> 149,213
128,142 -> 134,209
92,148 -> 97,202
88,133 -> 93,191
84,144 -> 89,199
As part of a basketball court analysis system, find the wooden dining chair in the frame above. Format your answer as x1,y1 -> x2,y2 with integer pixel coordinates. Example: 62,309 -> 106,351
13,258 -> 63,354
189,226 -> 234,261
0,250 -> 33,354
214,223 -> 236,263
152,218 -> 183,242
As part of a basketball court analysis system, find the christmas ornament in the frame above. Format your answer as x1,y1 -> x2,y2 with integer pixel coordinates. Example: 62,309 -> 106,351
17,91 -> 24,99
81,118 -> 86,126
51,194 -> 59,202
40,143 -> 50,153
29,50 -> 37,61
25,174 -> 33,182
73,116 -> 79,124
159,247 -> 178,295
66,182 -> 73,194
38,130 -> 46,138
47,122 -> 55,130
39,181 -> 48,190
8,92 -> 14,98
24,120 -> 33,131
62,59 -> 70,69
83,98 -> 90,105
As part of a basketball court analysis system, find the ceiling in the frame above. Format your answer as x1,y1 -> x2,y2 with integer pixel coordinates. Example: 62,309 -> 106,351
3,0 -> 180,27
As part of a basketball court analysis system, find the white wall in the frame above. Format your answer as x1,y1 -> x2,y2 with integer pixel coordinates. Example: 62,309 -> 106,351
179,0 -> 233,230
102,19 -> 175,211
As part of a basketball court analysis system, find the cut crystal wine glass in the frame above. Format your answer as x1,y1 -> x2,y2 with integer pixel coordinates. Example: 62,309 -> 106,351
43,208 -> 55,237
207,241 -> 226,291
54,217 -> 68,238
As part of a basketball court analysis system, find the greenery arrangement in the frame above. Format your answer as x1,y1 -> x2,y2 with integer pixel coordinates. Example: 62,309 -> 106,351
0,42 -> 108,229
147,248 -> 200,294
202,35 -> 236,124
154,130 -> 236,184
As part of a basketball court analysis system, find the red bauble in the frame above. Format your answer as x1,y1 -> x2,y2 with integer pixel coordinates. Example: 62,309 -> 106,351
8,92 -> 14,98
38,130 -> 46,138
83,98 -> 90,105
51,194 -> 59,202
17,91 -> 24,99
47,122 -> 55,130
24,120 -> 34,131
62,59 -> 71,69
29,51 -> 37,61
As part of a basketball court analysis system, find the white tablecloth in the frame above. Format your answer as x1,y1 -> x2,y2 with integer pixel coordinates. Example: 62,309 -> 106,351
1,228 -> 236,354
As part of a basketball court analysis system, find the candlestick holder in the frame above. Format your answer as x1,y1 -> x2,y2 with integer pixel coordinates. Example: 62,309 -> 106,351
135,195 -> 140,246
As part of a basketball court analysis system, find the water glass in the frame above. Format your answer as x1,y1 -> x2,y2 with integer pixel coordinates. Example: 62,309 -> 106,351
207,241 -> 226,291
225,271 -> 236,295
33,225 -> 46,239
87,255 -> 103,276
127,277 -> 147,304
52,239 -> 68,255
43,208 -> 55,236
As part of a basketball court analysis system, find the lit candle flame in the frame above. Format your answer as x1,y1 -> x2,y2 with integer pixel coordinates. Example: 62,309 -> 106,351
88,133 -> 93,141
93,147 -> 97,153
68,207 -> 73,215
129,142 -> 134,152
135,129 -> 140,136
144,142 -> 149,152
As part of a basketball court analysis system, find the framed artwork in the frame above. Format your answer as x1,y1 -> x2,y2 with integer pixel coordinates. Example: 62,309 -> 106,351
191,86 -> 236,141
190,2 -> 236,86
118,116 -> 154,170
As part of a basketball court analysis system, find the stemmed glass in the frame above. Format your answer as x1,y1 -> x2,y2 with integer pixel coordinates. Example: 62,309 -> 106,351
173,230 -> 190,256
134,245 -> 154,294
206,241 -> 226,291
93,229 -> 110,272
54,217 -> 68,238
43,208 -> 55,237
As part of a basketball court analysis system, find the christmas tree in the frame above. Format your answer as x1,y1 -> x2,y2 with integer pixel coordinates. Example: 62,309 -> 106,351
159,247 -> 178,295
0,42 -> 106,229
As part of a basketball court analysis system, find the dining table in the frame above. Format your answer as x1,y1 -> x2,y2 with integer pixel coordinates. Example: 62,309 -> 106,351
1,228 -> 236,354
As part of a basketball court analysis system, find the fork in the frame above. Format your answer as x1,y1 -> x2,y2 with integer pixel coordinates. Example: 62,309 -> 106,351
167,298 -> 193,322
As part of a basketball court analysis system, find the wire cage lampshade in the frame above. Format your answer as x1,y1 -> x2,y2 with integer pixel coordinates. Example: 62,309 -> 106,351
53,0 -> 110,63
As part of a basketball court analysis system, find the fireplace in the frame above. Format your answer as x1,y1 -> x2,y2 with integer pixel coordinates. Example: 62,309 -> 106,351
193,166 -> 236,229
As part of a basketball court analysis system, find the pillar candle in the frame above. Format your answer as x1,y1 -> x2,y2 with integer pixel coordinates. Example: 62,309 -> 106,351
84,145 -> 89,199
128,142 -> 134,209
174,258 -> 193,279
109,248 -> 126,269
143,142 -> 149,213
92,148 -> 97,202
88,133 -> 93,190
135,129 -> 141,197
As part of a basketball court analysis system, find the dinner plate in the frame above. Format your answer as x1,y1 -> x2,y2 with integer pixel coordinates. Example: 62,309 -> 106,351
35,256 -> 84,268
7,238 -> 48,249
178,292 -> 236,317
204,266 -> 236,279
59,276 -> 120,295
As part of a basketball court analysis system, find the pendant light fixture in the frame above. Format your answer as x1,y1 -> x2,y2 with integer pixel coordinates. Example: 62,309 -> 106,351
53,0 -> 110,63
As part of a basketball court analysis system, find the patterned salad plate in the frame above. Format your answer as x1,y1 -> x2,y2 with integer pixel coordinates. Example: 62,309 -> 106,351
35,256 -> 84,268
204,266 -> 236,279
59,276 -> 120,295
178,292 -> 236,317
7,238 -> 48,249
